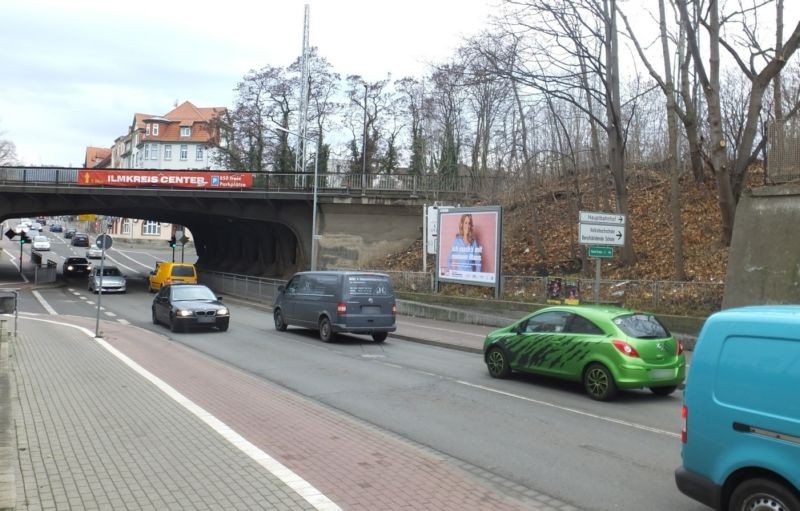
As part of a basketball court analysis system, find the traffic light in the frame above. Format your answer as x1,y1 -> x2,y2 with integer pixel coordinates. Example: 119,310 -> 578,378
20,233 -> 31,245
169,236 -> 176,248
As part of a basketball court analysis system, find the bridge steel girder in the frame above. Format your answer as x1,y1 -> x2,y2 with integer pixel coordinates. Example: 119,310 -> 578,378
0,186 -> 424,278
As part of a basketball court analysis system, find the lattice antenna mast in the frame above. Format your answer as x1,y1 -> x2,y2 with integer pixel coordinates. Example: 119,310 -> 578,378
294,4 -> 311,174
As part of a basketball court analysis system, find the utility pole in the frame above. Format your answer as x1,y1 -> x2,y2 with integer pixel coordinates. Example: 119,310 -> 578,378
361,82 -> 368,195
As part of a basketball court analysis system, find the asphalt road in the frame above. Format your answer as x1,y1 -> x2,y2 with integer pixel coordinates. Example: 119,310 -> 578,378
1,225 -> 705,511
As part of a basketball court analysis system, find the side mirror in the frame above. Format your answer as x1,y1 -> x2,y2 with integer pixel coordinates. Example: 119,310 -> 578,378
277,285 -> 285,293
217,296 -> 223,301
150,271 -> 155,275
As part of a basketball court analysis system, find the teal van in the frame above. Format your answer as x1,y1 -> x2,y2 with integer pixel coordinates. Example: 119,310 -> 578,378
675,306 -> 800,510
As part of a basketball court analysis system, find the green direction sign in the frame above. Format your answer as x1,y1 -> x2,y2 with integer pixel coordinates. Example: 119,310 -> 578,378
588,246 -> 613,258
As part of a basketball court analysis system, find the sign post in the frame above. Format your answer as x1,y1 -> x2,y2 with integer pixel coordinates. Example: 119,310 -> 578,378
578,211 -> 626,304
94,232 -> 113,338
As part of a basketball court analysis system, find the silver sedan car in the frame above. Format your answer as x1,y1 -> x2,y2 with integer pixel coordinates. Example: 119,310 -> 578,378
86,246 -> 103,259
88,266 -> 127,294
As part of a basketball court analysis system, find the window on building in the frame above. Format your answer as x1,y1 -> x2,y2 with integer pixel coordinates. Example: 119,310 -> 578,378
122,219 -> 132,235
196,146 -> 204,160
152,124 -> 159,136
180,126 -> 191,137
146,124 -> 150,136
150,144 -> 158,160
180,145 -> 188,160
142,221 -> 161,236
164,145 -> 172,160
144,145 -> 150,159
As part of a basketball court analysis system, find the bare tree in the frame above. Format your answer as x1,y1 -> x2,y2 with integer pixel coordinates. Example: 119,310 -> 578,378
679,0 -> 800,244
345,75 -> 391,177
620,0 -> 686,279
0,137 -> 18,165
212,65 -> 298,172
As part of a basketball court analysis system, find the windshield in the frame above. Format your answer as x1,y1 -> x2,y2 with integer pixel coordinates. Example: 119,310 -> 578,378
100,268 -> 122,277
66,258 -> 86,264
34,236 -> 47,242
614,314 -> 670,339
172,286 -> 215,301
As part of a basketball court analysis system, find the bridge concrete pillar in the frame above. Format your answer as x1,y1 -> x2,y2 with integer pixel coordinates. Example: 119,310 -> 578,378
316,202 -> 420,270
723,184 -> 800,308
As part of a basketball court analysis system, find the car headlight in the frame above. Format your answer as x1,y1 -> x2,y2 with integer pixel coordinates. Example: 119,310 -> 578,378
67,265 -> 74,271
217,308 -> 229,316
177,309 -> 193,317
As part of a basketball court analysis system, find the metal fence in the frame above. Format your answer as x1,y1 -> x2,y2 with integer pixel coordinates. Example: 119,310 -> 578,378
767,121 -> 800,184
0,166 -> 502,200
199,269 -> 723,316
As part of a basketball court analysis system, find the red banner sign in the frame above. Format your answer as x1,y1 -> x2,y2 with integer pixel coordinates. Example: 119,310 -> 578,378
77,170 -> 253,189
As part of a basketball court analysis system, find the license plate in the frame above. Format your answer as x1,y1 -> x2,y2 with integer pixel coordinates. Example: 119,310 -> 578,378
197,316 -> 215,323
650,368 -> 674,380
361,305 -> 381,314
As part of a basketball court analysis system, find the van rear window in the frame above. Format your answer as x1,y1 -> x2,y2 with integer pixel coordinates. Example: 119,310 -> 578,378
171,266 -> 195,277
346,276 -> 392,297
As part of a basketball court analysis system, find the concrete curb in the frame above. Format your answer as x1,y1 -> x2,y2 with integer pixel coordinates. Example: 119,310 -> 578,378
0,337 -> 14,510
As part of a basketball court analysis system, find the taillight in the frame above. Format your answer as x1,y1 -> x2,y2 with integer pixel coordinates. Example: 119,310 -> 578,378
681,405 -> 688,443
337,302 -> 347,314
612,340 -> 640,357
676,341 -> 684,355
391,303 -> 397,315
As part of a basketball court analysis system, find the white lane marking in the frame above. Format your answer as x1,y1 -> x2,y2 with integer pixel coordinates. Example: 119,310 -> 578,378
111,248 -> 159,270
19,316 -> 342,511
98,253 -> 140,275
105,311 -> 117,317
117,319 -> 130,325
396,319 -> 487,338
457,380 -> 680,439
31,290 -> 58,316
72,291 -> 81,296
2,249 -> 29,283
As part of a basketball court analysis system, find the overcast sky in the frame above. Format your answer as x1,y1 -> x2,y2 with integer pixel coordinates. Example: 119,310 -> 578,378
0,0 -> 495,166
2,1 -> 798,167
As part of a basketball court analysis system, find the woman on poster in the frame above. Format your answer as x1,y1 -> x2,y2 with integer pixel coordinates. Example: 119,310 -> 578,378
448,213 -> 483,272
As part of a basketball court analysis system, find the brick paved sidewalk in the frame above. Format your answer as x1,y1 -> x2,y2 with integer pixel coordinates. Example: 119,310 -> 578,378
8,315 -> 578,511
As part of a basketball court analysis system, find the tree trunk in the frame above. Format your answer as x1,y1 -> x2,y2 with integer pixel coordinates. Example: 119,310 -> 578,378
604,0 -> 635,264
513,79 -> 547,259
659,0 -> 686,280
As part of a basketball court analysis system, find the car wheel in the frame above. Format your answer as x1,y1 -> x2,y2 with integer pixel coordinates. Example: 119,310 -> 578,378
584,363 -> 618,401
729,478 -> 800,511
486,347 -> 511,378
372,332 -> 388,343
650,385 -> 678,396
319,317 -> 334,343
217,321 -> 229,332
169,315 -> 181,333
151,308 -> 159,325
274,309 -> 287,331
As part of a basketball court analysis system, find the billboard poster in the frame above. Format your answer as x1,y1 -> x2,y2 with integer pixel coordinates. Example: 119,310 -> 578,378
436,206 -> 502,287
77,170 -> 253,189
547,277 -> 581,305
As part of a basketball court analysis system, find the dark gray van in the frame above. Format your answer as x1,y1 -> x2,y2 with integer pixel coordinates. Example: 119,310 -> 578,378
273,271 -> 396,343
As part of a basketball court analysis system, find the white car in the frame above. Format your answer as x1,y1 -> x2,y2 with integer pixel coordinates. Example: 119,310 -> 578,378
86,246 -> 103,259
32,235 -> 51,251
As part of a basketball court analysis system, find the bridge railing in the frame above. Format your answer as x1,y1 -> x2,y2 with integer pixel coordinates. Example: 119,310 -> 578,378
0,166 -> 503,199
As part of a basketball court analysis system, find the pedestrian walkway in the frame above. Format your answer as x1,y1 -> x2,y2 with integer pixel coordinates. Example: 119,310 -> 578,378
3,314 -> 577,511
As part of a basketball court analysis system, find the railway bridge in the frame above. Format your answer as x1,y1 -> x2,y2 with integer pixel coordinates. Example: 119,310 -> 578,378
0,167 -> 492,277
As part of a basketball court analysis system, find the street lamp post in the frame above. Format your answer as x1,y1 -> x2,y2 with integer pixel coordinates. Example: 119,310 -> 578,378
275,125 -> 320,270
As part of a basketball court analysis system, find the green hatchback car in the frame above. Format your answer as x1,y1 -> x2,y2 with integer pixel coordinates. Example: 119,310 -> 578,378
483,305 -> 686,400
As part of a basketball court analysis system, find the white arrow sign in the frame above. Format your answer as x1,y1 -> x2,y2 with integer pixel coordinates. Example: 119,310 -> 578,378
579,211 -> 626,226
579,223 -> 626,246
